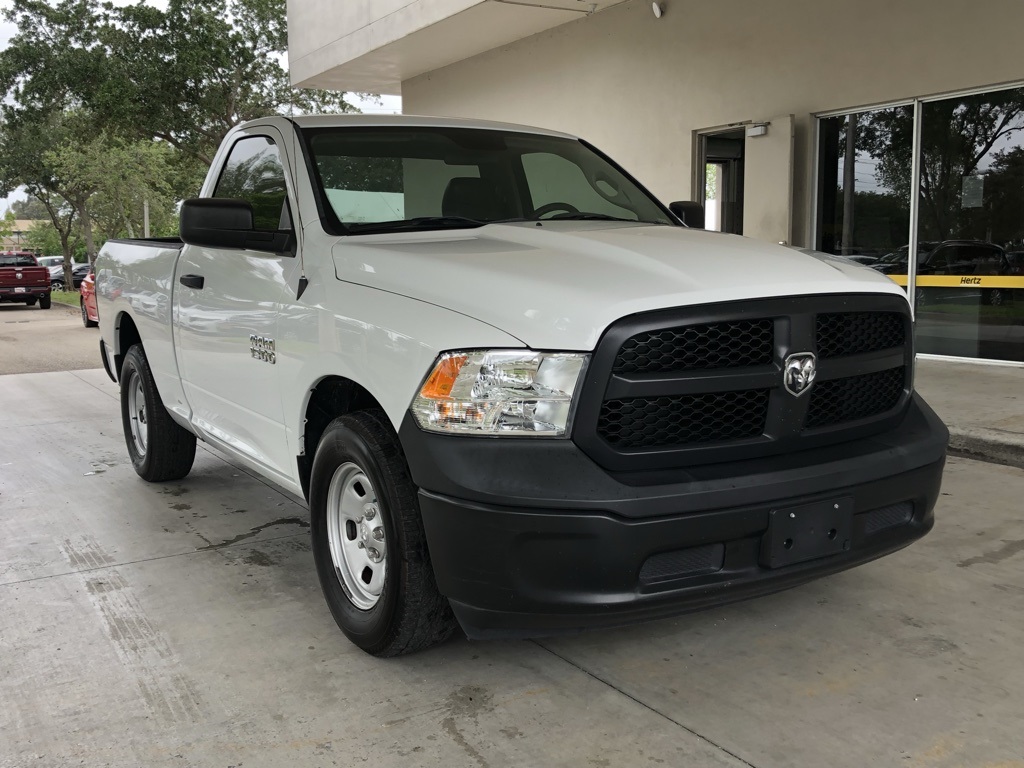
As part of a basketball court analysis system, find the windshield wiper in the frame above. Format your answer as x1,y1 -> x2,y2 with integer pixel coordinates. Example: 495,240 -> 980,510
346,216 -> 487,234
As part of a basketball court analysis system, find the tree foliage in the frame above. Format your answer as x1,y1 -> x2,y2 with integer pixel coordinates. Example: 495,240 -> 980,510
0,0 -> 359,282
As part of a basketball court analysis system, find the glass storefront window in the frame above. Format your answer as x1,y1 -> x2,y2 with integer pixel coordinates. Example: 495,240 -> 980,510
817,105 -> 914,262
818,87 -> 1024,364
914,87 -> 1024,362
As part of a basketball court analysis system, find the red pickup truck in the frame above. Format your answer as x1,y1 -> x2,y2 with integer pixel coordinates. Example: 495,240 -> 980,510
0,252 -> 52,309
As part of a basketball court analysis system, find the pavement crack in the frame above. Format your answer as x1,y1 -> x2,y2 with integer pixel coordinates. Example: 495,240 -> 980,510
533,640 -> 760,768
194,517 -> 310,551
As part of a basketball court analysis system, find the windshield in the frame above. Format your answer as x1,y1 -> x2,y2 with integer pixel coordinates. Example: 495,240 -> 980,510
302,127 -> 675,233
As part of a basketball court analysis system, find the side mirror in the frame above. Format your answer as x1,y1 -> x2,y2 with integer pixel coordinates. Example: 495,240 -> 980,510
180,198 -> 295,255
669,201 -> 706,229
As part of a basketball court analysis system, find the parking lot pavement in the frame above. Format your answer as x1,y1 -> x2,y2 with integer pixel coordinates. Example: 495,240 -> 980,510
2,370 -> 1022,768
0,302 -> 101,375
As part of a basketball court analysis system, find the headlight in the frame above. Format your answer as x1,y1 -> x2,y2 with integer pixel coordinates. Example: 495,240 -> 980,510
411,350 -> 588,436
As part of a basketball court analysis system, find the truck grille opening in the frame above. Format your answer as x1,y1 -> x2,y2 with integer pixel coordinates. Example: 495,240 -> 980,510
816,312 -> 905,358
639,543 -> 726,584
598,390 -> 769,449
576,295 -> 913,471
614,319 -> 774,374
861,501 -> 914,534
805,366 -> 906,429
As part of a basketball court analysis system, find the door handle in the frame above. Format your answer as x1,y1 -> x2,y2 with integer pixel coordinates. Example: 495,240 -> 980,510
180,274 -> 205,289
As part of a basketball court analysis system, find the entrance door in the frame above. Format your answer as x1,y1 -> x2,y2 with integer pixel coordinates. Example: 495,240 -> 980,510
699,129 -> 745,234
697,115 -> 795,243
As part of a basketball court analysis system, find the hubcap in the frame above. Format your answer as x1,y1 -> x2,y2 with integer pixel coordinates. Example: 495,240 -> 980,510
127,371 -> 148,456
325,462 -> 387,610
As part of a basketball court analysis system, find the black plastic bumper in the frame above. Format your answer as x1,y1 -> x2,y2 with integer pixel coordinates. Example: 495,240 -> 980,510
400,394 -> 948,639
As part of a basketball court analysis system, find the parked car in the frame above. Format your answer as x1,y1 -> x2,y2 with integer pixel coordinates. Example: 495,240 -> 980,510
49,262 -> 92,292
873,240 -> 1011,306
79,267 -> 98,327
0,251 -> 51,309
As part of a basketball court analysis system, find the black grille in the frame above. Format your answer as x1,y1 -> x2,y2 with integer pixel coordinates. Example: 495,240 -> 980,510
614,319 -> 774,374
578,295 -> 913,472
805,367 -> 905,429
640,543 -> 725,584
816,312 -> 904,359
862,502 -> 914,534
598,390 -> 769,449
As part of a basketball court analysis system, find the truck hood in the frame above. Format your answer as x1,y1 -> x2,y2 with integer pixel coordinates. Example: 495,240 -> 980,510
331,222 -> 906,350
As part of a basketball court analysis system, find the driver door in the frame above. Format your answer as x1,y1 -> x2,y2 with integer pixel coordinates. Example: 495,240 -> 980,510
173,128 -> 298,481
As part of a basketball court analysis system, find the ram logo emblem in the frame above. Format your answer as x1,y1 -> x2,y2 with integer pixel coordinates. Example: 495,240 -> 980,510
783,352 -> 816,397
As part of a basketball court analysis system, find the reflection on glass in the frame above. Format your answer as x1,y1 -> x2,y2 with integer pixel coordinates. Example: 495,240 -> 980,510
817,106 -> 914,263
914,87 -> 1024,363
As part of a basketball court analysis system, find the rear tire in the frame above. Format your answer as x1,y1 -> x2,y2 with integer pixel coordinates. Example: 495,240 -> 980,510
25,298 -> 36,307
39,295 -> 51,309
310,409 -> 456,656
119,344 -> 196,482
81,299 -> 98,327
50,281 -> 64,291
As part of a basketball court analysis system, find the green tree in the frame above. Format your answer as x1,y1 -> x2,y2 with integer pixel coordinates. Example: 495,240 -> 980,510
0,0 -> 358,165
0,109 -> 86,285
10,197 -> 51,220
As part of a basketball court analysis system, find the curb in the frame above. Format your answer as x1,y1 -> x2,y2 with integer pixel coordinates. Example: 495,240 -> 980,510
947,426 -> 1024,470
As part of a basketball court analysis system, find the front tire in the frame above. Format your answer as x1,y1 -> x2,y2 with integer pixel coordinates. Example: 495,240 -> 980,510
310,410 -> 456,656
119,344 -> 197,482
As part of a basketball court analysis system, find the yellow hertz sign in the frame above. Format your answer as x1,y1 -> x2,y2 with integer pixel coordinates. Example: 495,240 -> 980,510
886,275 -> 1024,288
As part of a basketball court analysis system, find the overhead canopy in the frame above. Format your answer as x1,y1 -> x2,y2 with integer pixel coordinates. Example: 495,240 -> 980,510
288,0 -> 629,94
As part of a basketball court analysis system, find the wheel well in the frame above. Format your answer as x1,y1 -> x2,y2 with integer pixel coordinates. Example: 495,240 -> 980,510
298,377 -> 385,500
114,313 -> 142,381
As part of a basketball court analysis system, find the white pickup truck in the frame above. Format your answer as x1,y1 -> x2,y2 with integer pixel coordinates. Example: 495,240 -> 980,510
96,115 -> 948,656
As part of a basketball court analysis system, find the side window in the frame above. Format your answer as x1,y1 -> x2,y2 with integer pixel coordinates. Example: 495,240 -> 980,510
214,136 -> 290,231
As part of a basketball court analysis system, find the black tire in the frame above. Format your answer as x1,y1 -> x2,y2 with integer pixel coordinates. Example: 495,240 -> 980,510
987,288 -> 1004,307
81,299 -> 98,327
119,344 -> 197,482
309,410 -> 456,656
25,298 -> 36,307
50,281 -> 64,291
39,295 -> 51,309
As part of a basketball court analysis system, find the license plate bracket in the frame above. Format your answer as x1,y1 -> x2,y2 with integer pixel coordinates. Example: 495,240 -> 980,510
762,497 -> 854,568
14,287 -> 26,293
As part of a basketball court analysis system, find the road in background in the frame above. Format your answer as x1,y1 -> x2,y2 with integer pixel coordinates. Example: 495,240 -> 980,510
0,302 -> 101,375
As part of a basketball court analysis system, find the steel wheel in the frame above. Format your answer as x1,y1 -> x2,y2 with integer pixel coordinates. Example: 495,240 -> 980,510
325,461 -> 387,610
126,370 -> 148,457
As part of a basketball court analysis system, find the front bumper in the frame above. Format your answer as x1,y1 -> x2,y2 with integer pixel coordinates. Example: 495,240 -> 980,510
400,394 -> 948,639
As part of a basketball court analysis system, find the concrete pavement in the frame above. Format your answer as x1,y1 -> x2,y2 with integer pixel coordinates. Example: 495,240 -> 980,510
915,358 -> 1024,468
1,368 -> 1023,767
0,301 -> 100,375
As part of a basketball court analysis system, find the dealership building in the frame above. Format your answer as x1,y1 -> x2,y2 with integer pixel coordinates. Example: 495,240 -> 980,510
287,0 -> 1024,365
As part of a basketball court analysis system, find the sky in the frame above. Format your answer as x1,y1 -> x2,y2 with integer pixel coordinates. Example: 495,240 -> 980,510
0,0 -> 402,215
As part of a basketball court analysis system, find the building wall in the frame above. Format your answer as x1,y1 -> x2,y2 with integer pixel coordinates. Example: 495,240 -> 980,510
401,0 -> 1024,246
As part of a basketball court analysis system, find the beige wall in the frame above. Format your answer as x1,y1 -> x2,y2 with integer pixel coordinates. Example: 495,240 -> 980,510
401,0 -> 1024,246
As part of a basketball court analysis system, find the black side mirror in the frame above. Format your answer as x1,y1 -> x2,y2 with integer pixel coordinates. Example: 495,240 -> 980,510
180,198 -> 295,255
669,201 -> 706,229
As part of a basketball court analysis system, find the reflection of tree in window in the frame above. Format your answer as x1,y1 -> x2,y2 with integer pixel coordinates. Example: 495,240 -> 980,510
862,89 -> 1024,242
318,155 -> 403,194
215,140 -> 288,231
